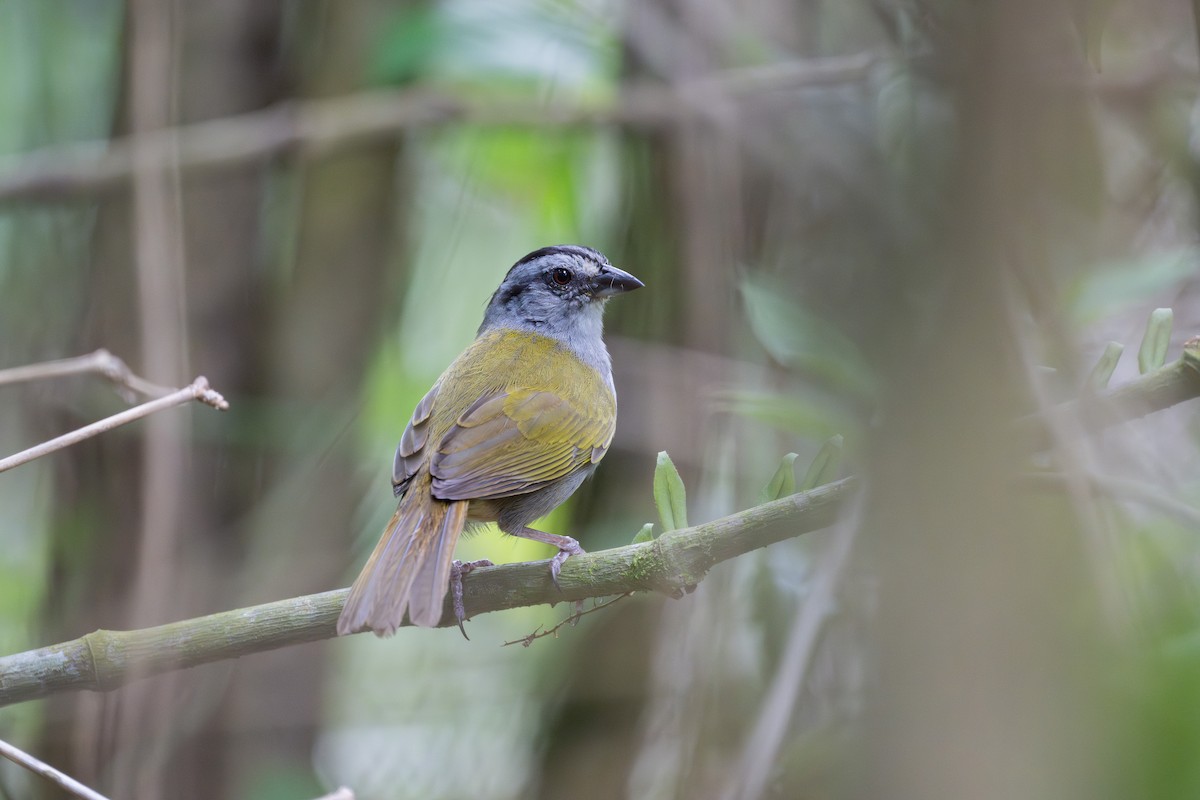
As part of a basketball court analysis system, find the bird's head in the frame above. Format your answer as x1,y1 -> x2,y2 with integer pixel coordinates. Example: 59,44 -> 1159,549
480,245 -> 643,340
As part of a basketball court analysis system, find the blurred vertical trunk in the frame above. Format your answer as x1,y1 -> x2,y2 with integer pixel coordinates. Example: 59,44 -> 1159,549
859,3 -> 1105,799
37,3 -> 286,798
35,1 -> 407,798
219,1 -> 405,795
537,3 -> 810,798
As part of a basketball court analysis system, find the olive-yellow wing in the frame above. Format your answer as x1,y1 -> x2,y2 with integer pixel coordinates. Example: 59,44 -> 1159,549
430,387 -> 614,500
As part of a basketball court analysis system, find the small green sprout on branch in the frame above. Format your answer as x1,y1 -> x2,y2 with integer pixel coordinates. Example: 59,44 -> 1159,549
0,321 -> 1198,709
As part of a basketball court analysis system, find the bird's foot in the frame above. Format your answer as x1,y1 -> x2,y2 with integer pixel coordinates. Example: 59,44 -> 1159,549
451,559 -> 494,639
508,527 -> 586,591
548,536 -> 585,591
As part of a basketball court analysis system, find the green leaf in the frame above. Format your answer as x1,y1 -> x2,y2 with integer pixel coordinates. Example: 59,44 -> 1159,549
710,389 -> 853,438
1087,341 -> 1123,390
653,451 -> 688,532
759,453 -> 799,504
370,7 -> 447,85
1138,308 -> 1173,374
1070,251 -> 1196,322
740,278 -> 876,403
799,435 -> 844,491
631,523 -> 655,545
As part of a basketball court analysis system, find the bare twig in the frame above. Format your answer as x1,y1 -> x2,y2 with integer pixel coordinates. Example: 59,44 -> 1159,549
0,54 -> 876,203
0,376 -> 228,475
0,478 -> 855,707
0,347 -> 1195,706
502,593 -> 634,647
0,737 -> 110,800
0,348 -> 174,400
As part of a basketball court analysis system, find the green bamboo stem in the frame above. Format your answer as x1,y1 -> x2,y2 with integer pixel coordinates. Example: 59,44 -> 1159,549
2,346 -> 1197,709
1018,351 -> 1200,449
0,477 -> 855,708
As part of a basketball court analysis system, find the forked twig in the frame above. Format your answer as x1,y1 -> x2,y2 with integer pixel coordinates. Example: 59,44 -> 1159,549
0,348 -> 173,401
0,737 -> 110,800
502,592 -> 634,648
0,376 -> 228,475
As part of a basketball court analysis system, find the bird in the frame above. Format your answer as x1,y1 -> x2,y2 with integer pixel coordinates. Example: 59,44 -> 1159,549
337,245 -> 643,637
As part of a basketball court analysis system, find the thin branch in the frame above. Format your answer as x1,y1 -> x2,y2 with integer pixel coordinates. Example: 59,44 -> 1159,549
0,54 -> 877,203
0,348 -> 174,399
0,376 -> 228,475
0,346 -> 1196,708
1018,351 -> 1200,449
502,593 -> 633,647
0,737 -> 110,800
0,477 -> 856,708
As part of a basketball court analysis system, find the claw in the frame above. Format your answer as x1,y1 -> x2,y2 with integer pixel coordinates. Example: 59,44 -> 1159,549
450,559 -> 494,639
547,537 -> 584,592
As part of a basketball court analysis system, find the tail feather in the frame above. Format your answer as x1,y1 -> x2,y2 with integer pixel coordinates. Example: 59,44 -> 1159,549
337,473 -> 468,636
407,501 -> 468,627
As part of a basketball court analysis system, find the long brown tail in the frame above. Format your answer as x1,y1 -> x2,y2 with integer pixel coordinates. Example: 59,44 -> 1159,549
337,472 -> 468,636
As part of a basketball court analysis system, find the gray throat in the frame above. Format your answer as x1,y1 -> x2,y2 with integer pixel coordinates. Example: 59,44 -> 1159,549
479,301 -> 614,389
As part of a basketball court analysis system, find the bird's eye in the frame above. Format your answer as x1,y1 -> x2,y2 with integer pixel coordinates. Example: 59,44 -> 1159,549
550,267 -> 573,286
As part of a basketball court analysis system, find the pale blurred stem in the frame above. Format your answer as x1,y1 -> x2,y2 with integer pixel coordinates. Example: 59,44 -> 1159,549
0,478 -> 854,708
0,348 -> 173,398
0,377 -> 228,475
0,737 -> 111,800
1019,471 -> 1200,528
0,55 -> 1184,206
0,353 -> 1197,708
312,788 -> 355,800
312,789 -> 354,800
722,520 -> 858,800
122,0 -> 188,791
0,55 -> 877,203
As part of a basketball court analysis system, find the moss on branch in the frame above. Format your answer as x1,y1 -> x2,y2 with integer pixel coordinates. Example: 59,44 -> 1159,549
0,477 -> 855,708
2,345 -> 1197,709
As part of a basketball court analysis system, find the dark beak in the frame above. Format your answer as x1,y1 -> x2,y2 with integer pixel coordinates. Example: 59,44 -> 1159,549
592,265 -> 645,298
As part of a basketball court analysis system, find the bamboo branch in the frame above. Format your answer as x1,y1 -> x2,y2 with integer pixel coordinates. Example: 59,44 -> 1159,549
0,54 -> 877,203
1018,350 -> 1200,449
0,345 -> 1196,708
0,477 -> 855,708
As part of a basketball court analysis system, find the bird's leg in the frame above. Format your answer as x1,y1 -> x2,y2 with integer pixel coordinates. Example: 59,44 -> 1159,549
450,558 -> 494,639
509,527 -> 585,590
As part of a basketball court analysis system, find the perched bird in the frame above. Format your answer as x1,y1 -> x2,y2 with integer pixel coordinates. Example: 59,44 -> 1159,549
338,245 -> 643,636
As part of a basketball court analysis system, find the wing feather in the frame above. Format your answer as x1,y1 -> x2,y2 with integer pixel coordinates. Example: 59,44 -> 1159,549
430,387 -> 614,501
393,382 -> 441,495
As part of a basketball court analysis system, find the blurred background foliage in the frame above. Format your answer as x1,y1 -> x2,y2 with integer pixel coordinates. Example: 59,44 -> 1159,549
1,0 -> 1200,799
